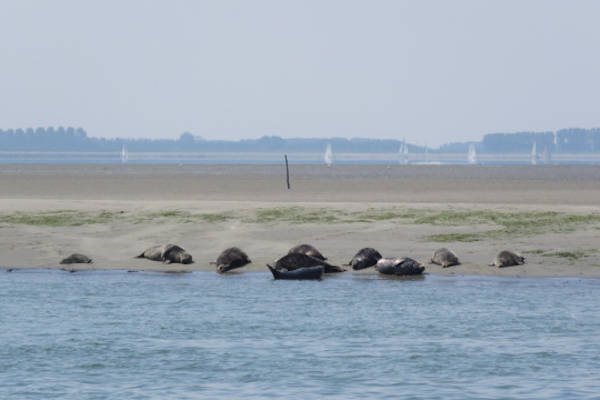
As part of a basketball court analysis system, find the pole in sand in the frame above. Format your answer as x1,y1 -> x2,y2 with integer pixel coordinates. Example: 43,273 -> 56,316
284,154 -> 290,189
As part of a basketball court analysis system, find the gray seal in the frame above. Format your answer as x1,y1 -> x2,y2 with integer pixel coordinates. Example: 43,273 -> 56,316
214,247 -> 251,273
60,253 -> 92,264
345,247 -> 382,270
136,244 -> 193,264
288,244 -> 327,261
271,253 -> 345,273
489,250 -> 525,268
375,257 -> 425,276
430,248 -> 459,268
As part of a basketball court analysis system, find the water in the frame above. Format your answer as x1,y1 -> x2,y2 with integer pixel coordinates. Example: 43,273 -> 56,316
2,270 -> 600,399
2,151 -> 600,165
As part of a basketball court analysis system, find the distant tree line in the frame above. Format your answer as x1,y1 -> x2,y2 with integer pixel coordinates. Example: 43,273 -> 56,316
0,127 -> 425,153
479,128 -> 600,153
2,126 -> 600,153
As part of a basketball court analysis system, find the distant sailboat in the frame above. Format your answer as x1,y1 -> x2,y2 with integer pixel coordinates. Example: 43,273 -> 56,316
324,144 -> 333,167
467,144 -> 478,165
530,142 -> 538,165
399,139 -> 409,165
120,144 -> 128,163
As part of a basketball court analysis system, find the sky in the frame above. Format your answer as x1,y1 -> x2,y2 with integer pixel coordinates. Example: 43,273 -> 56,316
1,0 -> 600,146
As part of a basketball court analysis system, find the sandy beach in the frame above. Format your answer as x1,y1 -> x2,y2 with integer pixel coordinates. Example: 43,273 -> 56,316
1,164 -> 600,277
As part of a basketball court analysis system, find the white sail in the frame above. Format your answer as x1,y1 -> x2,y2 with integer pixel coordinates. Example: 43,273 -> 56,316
530,142 -> 537,165
399,139 -> 408,164
120,144 -> 128,163
324,144 -> 333,167
467,144 -> 477,165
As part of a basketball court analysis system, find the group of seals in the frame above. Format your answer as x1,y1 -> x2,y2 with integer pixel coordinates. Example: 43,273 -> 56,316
48,245 -> 525,278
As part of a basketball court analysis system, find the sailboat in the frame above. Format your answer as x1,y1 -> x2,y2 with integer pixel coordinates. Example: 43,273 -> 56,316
467,144 -> 478,165
399,139 -> 409,165
120,144 -> 128,163
324,144 -> 333,167
530,142 -> 538,165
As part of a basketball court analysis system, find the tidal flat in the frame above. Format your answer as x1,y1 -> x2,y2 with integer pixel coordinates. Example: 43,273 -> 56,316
1,163 -> 600,277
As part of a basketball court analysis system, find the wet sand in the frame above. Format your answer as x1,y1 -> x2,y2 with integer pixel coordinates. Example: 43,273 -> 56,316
1,164 -> 600,277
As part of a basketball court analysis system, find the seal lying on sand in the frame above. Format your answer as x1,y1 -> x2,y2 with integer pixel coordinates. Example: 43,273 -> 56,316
288,244 -> 327,260
60,253 -> 92,264
214,247 -> 251,273
375,257 -> 425,276
272,253 -> 345,273
136,244 -> 193,264
345,247 -> 382,270
489,250 -> 525,268
268,265 -> 323,280
430,248 -> 460,268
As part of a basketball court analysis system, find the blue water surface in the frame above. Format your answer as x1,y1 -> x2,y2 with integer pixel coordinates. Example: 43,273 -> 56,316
1,270 -> 599,399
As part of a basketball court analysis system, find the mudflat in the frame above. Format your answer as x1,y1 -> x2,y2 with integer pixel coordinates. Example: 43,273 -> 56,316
1,164 -> 600,277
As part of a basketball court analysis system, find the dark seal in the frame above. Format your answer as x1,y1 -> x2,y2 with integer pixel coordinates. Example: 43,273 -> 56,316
346,247 -> 382,270
214,247 -> 251,273
272,253 -> 345,273
267,265 -> 323,280
60,253 -> 93,264
288,244 -> 327,261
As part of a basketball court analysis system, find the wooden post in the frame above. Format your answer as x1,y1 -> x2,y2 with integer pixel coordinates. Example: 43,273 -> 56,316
284,154 -> 290,189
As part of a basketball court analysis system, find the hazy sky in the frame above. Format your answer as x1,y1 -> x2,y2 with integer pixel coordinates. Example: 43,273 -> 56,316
2,1 -> 599,146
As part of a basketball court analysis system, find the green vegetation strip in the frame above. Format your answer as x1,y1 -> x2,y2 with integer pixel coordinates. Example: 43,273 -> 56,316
0,210 -> 119,227
2,207 -> 599,244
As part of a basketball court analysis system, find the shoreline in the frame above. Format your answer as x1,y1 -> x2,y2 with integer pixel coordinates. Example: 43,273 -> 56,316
5,266 -> 600,280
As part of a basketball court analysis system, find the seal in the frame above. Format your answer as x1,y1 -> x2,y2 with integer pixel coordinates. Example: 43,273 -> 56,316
489,250 -> 525,268
430,248 -> 460,268
136,244 -> 193,264
345,247 -> 382,270
273,253 -> 345,273
375,257 -> 425,276
288,244 -> 327,260
214,247 -> 251,273
60,253 -> 92,264
267,265 -> 323,280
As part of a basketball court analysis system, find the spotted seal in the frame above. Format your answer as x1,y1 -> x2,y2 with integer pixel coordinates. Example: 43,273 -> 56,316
430,248 -> 460,268
136,244 -> 193,264
375,257 -> 425,276
489,250 -> 525,268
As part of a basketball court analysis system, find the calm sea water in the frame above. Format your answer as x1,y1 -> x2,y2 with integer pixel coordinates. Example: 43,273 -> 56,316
1,270 -> 599,399
2,151 -> 600,165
